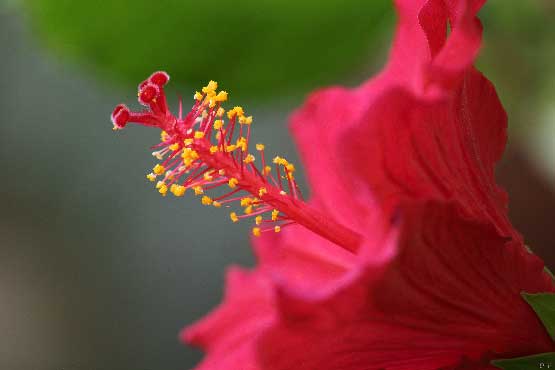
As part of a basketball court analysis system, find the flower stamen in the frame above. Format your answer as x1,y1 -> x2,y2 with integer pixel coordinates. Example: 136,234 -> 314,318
112,72 -> 362,253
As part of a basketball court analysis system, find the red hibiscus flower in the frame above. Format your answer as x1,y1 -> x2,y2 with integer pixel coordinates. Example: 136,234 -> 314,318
111,0 -> 555,369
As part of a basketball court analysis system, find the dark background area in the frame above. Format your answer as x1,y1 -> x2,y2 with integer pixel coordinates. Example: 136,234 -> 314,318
1,1 -> 554,369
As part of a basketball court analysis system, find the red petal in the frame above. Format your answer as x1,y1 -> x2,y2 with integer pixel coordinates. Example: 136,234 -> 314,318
258,203 -> 555,370
181,267 -> 273,370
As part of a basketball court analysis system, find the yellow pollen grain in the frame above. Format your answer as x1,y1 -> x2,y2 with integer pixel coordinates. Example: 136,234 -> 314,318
213,120 -> 224,130
228,178 -> 239,188
202,80 -> 218,94
161,131 -> 169,142
203,172 -> 214,181
271,209 -> 279,221
255,216 -> 262,225
240,197 -> 252,207
244,205 -> 253,215
170,184 -> 186,197
201,196 -> 213,205
244,154 -> 255,164
216,107 -> 225,117
225,144 -> 237,152
241,116 -> 253,125
252,227 -> 261,237
286,163 -> 295,172
218,169 -> 226,175
258,187 -> 267,197
213,201 -> 222,208
215,91 -> 228,102
230,212 -> 239,223
153,164 -> 165,175
156,181 -> 165,189
169,143 -> 180,151
256,143 -> 265,151
274,226 -> 281,233
184,138 -> 194,146
158,184 -> 168,196
264,166 -> 272,175
146,173 -> 156,182
210,146 -> 219,154
194,92 -> 203,101
194,131 -> 205,139
193,186 -> 204,195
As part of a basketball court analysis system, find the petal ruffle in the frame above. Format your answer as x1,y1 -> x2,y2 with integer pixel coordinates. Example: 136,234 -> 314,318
181,267 -> 274,370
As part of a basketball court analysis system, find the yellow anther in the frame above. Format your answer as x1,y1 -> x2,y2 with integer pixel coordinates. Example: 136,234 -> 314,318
146,173 -> 156,182
230,212 -> 239,223
201,196 -> 213,205
244,205 -> 253,214
215,91 -> 228,102
157,182 -> 168,196
210,146 -> 219,154
225,144 -> 237,152
228,178 -> 239,188
184,138 -> 194,146
153,164 -> 166,175
236,136 -> 247,148
244,154 -> 255,164
215,131 -> 222,140
252,227 -> 261,237
274,226 -> 281,233
208,99 -> 216,108
258,187 -> 267,197
165,171 -> 174,180
194,131 -> 205,139
240,197 -> 252,207
213,120 -> 224,130
170,184 -> 186,197
194,92 -> 203,101
286,163 -> 296,172
216,107 -> 225,117
213,201 -> 222,208
181,148 -> 199,160
272,156 -> 282,164
160,131 -> 170,142
193,186 -> 204,195
239,116 -> 253,125
255,216 -> 263,225
203,172 -> 214,181
227,106 -> 244,119
256,143 -> 265,151
272,209 -> 279,221
234,106 -> 244,117
202,80 -> 218,95
218,169 -> 226,175
264,166 -> 272,175
169,143 -> 180,151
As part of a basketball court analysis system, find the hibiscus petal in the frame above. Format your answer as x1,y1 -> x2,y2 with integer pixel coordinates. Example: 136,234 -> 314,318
258,202 -> 555,370
181,267 -> 274,370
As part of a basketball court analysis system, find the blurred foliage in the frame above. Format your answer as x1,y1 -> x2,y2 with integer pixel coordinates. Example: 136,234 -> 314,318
20,0 -> 393,99
479,0 -> 555,132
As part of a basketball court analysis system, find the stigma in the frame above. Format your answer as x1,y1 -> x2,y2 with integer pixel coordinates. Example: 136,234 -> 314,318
111,71 -> 361,253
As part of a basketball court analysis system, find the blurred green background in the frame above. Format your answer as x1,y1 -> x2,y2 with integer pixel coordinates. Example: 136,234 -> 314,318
1,1 -> 553,369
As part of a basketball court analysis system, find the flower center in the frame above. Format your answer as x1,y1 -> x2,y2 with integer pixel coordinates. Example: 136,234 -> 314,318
111,71 -> 361,253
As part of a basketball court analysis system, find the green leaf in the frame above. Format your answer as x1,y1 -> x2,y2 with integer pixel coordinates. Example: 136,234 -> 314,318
492,352 -> 555,370
522,292 -> 555,341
